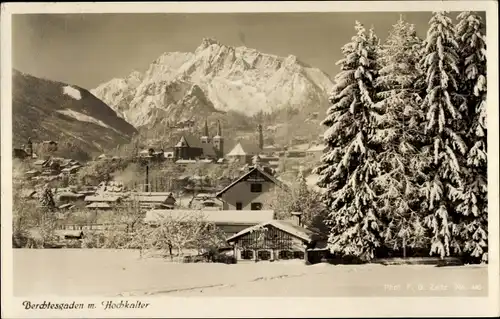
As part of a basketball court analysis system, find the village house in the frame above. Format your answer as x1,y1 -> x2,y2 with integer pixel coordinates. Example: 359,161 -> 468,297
226,213 -> 327,263
215,165 -> 285,211
144,209 -> 275,237
84,195 -> 122,210
126,192 -> 177,210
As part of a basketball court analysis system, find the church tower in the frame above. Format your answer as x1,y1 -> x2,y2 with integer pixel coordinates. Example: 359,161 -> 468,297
213,120 -> 224,159
27,137 -> 33,158
201,119 -> 210,144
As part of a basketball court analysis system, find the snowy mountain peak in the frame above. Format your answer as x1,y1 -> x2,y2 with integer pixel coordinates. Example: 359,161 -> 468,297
92,38 -> 334,127
197,37 -> 223,50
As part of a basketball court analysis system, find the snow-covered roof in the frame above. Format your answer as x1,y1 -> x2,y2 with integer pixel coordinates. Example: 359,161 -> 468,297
125,195 -> 172,203
216,166 -> 285,197
86,202 -> 112,209
176,134 -> 203,149
226,142 -> 261,157
144,209 -> 274,225
226,220 -> 315,243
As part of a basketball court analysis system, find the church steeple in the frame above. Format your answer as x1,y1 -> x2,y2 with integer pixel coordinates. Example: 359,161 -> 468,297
216,120 -> 222,137
201,118 -> 210,144
213,120 -> 224,159
204,119 -> 209,137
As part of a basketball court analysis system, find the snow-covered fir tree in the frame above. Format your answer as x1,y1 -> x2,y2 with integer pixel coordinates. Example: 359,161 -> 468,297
316,21 -> 383,261
419,11 -> 468,258
455,11 -> 488,262
373,16 -> 428,255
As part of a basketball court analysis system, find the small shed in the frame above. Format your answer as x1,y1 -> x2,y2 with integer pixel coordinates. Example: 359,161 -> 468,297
226,219 -> 324,263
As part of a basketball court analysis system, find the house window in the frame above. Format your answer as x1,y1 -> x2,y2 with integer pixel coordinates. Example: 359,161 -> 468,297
251,202 -> 262,210
236,202 -> 243,210
279,250 -> 293,260
251,183 -> 263,193
241,250 -> 254,260
258,250 -> 271,261
293,251 -> 305,259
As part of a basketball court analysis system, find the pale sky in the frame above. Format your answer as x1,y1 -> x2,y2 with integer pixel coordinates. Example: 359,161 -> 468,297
12,12 -> 477,90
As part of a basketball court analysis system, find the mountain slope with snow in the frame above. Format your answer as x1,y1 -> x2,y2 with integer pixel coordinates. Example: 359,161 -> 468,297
91,38 -> 333,128
12,69 -> 138,158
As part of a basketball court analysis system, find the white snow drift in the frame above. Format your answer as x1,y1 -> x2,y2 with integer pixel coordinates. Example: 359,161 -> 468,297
57,109 -> 110,129
62,86 -> 82,100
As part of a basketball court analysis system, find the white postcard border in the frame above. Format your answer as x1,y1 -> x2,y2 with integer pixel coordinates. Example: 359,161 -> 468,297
1,1 -> 499,318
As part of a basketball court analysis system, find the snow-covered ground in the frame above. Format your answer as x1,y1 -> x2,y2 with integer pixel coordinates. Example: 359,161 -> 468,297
62,85 -> 82,100
57,109 -> 111,129
14,249 -> 487,297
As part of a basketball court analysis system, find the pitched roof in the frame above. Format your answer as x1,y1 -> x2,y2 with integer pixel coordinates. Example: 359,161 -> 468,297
201,143 -> 217,157
216,166 -> 285,197
177,134 -> 203,149
144,209 -> 274,225
226,220 -> 316,243
226,142 -> 261,157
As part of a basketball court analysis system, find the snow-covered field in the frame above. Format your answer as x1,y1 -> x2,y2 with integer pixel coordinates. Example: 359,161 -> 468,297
14,249 -> 488,297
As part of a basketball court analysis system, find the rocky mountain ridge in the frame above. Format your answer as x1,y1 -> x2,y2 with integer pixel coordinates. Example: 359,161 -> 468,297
91,38 -> 333,128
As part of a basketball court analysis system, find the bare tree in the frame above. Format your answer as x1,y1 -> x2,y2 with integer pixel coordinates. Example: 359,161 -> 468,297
146,212 -> 223,259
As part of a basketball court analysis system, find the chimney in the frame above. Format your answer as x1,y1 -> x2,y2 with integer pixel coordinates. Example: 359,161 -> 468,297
258,124 -> 263,151
291,212 -> 303,227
